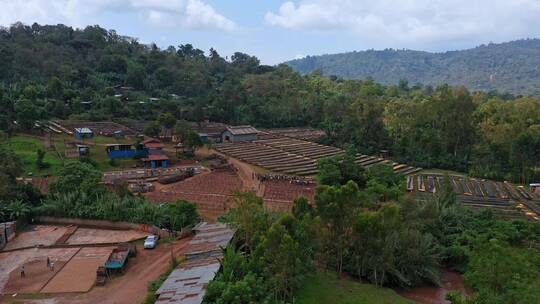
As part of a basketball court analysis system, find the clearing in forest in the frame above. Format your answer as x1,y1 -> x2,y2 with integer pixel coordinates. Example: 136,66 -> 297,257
296,271 -> 414,304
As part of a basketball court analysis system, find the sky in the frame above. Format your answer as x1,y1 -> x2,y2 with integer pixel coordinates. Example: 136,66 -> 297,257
1,0 -> 540,64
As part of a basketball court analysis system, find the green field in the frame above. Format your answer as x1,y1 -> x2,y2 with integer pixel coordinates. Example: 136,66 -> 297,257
6,134 -> 138,176
296,271 -> 414,304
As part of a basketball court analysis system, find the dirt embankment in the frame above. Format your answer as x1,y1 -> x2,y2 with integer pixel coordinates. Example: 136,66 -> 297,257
397,270 -> 471,304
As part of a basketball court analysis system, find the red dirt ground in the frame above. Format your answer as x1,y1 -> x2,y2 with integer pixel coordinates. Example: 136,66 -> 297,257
0,247 -> 80,293
47,238 -> 192,304
65,228 -> 147,245
145,170 -> 243,221
40,247 -> 114,293
4,225 -> 68,250
146,155 -> 316,217
262,180 -> 316,212
397,270 -> 471,304
4,259 -> 67,294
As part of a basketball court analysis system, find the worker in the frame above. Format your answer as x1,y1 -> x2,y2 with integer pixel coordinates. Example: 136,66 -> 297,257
46,257 -> 50,268
50,261 -> 55,271
20,265 -> 25,277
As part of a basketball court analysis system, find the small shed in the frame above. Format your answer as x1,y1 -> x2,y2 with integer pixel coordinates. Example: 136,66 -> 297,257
221,126 -> 259,143
74,127 -> 93,139
141,138 -> 168,168
531,183 -> 540,194
198,133 -> 209,143
144,154 -> 169,169
76,144 -> 90,156
176,143 -> 194,154
142,138 -> 165,150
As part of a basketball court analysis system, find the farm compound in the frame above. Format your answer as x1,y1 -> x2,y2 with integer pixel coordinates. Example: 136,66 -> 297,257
214,134 -> 421,176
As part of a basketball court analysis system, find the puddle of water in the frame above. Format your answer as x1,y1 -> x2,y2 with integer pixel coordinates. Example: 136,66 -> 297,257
396,270 -> 470,304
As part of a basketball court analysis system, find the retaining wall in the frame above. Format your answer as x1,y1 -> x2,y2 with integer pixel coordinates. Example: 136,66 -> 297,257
35,216 -> 192,239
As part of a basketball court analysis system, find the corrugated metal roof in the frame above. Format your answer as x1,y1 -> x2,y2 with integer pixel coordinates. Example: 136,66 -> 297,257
225,125 -> 259,136
142,138 -> 163,144
155,222 -> 235,304
184,222 -> 235,257
75,127 -> 92,133
156,257 -> 221,304
145,154 -> 169,161
145,142 -> 166,149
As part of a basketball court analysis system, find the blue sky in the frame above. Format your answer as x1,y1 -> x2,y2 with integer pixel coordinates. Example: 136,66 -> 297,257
2,0 -> 540,64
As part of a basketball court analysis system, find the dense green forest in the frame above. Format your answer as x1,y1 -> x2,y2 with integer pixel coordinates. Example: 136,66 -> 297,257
286,39 -> 540,96
1,23 -> 539,183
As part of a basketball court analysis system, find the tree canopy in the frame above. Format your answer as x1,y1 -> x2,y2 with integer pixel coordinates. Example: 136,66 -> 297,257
286,39 -> 540,96
1,22 -> 539,184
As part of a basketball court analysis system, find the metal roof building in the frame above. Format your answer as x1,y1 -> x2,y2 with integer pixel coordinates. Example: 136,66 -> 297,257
155,222 -> 235,304
156,257 -> 221,304
184,222 -> 235,259
74,127 -> 93,139
221,125 -> 259,143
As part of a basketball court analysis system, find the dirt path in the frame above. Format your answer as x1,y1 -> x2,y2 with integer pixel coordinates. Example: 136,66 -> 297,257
396,270 -> 471,304
35,238 -> 192,304
228,157 -> 262,193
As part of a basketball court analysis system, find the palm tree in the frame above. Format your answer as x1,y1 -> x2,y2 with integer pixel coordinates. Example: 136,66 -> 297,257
7,199 -> 31,221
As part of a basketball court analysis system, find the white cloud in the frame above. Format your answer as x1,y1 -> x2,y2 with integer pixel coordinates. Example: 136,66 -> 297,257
131,0 -> 236,31
266,0 -> 540,49
0,0 -> 236,31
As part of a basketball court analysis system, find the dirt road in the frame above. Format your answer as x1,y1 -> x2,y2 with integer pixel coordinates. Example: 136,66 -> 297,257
227,157 -> 265,195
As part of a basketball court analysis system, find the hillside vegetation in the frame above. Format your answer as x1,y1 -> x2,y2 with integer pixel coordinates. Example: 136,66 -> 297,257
286,39 -> 540,95
1,23 -> 539,184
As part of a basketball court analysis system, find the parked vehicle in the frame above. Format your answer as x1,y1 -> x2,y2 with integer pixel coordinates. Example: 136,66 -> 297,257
105,247 -> 131,271
144,235 -> 159,249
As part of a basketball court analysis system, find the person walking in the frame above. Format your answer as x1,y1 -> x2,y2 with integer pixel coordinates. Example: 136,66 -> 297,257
46,257 -> 50,268
20,265 -> 25,278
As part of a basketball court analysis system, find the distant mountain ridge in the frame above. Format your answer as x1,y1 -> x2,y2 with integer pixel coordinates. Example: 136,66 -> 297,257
285,39 -> 540,95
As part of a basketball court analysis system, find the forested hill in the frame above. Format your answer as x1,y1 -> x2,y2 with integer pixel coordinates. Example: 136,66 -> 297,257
1,23 -> 539,184
285,39 -> 540,95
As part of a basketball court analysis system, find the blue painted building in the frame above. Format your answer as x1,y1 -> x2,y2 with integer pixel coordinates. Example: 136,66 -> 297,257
74,127 -> 93,139
146,154 -> 169,168
106,144 -> 139,159
142,138 -> 169,168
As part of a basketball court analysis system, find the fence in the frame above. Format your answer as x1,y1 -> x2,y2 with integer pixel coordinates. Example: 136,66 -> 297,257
0,221 -> 17,249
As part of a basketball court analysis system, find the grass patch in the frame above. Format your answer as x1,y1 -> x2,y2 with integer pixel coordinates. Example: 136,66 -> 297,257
86,135 -> 134,145
6,135 -> 65,176
6,134 -> 139,176
295,271 -> 414,304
